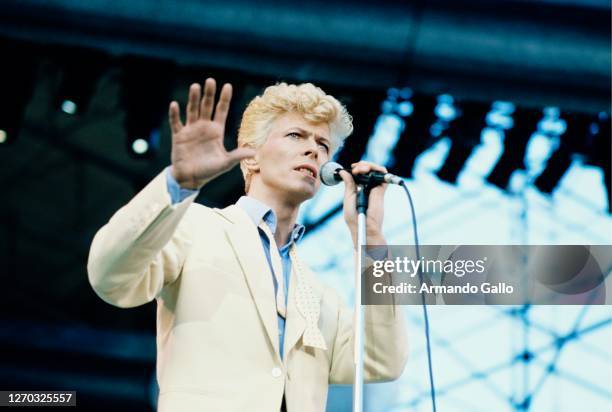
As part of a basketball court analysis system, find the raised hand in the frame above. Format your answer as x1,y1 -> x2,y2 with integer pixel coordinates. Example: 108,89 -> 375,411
169,78 -> 256,189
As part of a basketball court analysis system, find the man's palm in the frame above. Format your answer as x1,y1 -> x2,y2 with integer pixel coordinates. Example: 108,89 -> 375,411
169,78 -> 255,189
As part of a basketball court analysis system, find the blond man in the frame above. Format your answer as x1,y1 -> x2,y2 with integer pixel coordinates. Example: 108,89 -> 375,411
88,78 -> 408,412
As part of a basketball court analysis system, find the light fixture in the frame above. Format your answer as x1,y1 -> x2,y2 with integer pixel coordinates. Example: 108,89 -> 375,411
54,46 -> 108,116
120,56 -> 175,159
388,93 -> 439,178
436,100 -> 491,183
0,38 -> 37,144
533,112 -> 592,194
486,108 -> 542,189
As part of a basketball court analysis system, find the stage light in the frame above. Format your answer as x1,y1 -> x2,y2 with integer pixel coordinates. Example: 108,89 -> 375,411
436,100 -> 491,183
332,87 -> 388,166
361,87 -> 414,167
132,138 -> 149,155
583,112 -> 610,212
397,100 -> 413,117
387,93 -> 439,178
435,94 -> 458,122
487,101 -> 514,130
533,112 -> 592,194
61,100 -> 77,115
539,107 -> 566,135
54,46 -> 108,116
0,39 -> 36,144
486,107 -> 542,189
120,56 -> 175,159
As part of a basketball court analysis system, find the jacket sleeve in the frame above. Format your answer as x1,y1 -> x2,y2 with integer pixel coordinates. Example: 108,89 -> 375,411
327,277 -> 409,383
87,170 -> 198,308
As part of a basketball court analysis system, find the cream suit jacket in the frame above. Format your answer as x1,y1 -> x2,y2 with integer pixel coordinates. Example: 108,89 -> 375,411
87,170 -> 408,412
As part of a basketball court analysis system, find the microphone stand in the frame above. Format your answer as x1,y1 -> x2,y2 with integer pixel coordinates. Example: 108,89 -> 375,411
353,183 -> 369,412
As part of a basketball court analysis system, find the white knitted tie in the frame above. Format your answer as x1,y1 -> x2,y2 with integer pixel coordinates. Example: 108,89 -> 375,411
258,222 -> 287,318
289,247 -> 327,351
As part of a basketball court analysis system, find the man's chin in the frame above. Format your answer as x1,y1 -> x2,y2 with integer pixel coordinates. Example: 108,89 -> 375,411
286,185 -> 317,203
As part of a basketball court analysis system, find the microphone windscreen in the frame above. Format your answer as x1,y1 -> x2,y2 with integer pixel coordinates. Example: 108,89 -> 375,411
320,161 -> 343,186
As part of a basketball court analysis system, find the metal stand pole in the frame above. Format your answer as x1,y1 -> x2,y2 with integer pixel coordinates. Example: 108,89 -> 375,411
352,185 -> 368,412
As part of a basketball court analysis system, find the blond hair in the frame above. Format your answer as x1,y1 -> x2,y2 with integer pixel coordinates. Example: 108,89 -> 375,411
238,82 -> 353,192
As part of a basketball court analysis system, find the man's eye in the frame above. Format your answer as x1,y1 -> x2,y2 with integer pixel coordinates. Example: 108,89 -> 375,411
287,132 -> 300,138
319,143 -> 330,153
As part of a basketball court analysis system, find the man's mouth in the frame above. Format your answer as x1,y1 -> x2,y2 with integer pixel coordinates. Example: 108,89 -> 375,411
294,165 -> 317,179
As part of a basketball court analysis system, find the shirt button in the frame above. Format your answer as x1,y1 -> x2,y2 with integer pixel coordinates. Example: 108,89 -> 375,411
271,367 -> 282,378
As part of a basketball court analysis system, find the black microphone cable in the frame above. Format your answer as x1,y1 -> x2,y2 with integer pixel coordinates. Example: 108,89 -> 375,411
399,180 -> 437,412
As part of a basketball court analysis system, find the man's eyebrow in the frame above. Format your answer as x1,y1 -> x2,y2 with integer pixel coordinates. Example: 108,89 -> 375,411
287,127 -> 330,142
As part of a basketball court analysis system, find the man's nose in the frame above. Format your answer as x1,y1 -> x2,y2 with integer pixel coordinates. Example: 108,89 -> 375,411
303,138 -> 319,159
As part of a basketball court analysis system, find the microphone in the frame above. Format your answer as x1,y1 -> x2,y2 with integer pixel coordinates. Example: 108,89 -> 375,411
320,161 -> 403,186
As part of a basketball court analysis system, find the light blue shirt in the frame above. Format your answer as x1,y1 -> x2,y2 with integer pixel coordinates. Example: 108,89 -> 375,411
165,167 -> 305,359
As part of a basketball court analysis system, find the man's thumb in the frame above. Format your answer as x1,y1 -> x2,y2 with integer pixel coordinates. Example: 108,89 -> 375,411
228,147 -> 256,163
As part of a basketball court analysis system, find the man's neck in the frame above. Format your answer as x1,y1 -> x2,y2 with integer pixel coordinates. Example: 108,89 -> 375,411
247,188 -> 300,247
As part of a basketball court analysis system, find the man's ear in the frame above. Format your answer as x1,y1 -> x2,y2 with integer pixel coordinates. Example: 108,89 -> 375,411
243,154 -> 260,173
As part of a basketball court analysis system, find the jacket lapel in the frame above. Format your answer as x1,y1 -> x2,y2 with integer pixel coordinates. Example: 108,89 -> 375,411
214,205 -> 280,358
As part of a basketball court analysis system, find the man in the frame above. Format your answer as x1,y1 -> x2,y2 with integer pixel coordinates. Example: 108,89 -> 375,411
88,78 -> 408,411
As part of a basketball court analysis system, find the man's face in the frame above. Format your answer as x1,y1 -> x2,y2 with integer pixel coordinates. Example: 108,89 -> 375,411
250,112 -> 332,204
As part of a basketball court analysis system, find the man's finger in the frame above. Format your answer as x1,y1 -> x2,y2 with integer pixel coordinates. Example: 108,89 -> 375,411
186,83 -> 201,124
200,78 -> 216,120
339,169 -> 356,194
369,183 -> 388,198
214,83 -> 233,125
351,161 -> 388,175
168,101 -> 183,135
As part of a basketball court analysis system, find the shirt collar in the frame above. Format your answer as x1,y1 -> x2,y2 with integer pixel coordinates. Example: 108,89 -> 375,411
235,196 -> 306,247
